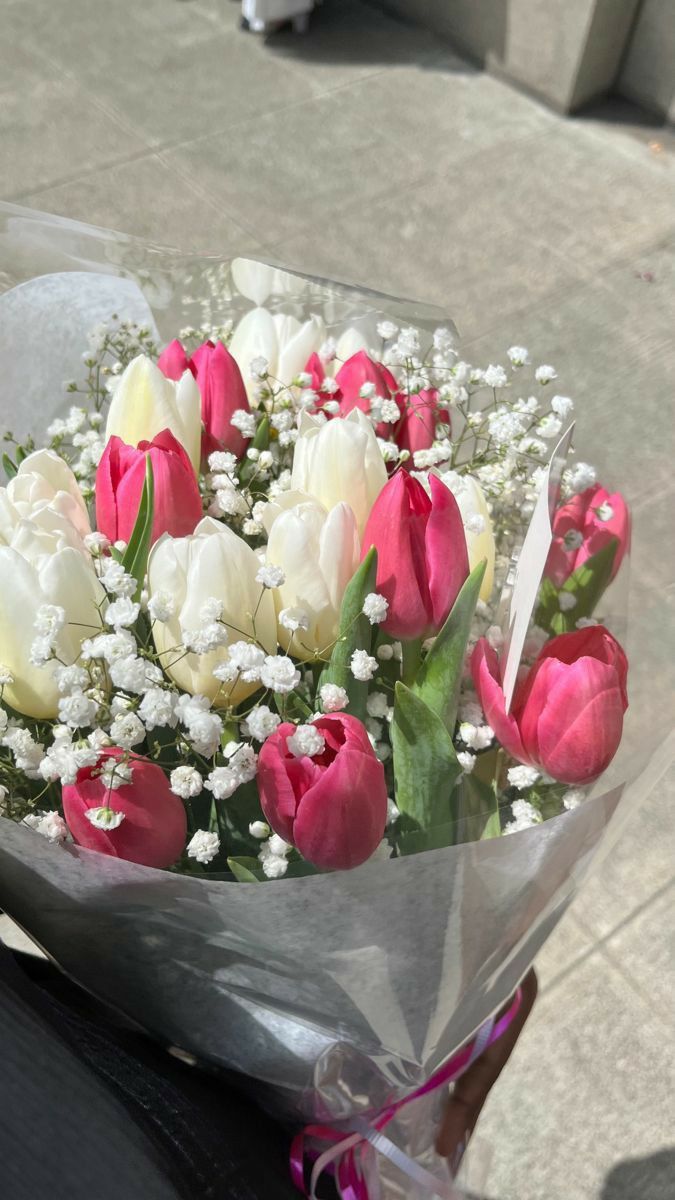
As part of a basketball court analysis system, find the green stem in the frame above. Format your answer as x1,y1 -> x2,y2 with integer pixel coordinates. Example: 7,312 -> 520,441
401,637 -> 423,687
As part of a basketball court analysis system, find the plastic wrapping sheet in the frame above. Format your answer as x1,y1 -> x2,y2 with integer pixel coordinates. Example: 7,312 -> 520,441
1,203 -> 673,1197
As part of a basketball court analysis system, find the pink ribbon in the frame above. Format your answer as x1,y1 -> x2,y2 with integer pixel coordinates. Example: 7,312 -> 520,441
290,988 -> 522,1199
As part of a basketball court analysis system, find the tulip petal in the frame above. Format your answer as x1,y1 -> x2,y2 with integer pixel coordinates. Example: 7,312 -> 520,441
426,474 -> 470,633
471,638 -> 527,763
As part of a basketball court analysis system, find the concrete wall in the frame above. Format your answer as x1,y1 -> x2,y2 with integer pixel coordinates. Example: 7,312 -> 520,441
377,0 -> 644,113
618,0 -> 675,122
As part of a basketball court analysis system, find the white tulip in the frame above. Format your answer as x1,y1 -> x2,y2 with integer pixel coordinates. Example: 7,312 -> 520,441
229,308 -> 325,398
438,470 -> 495,601
0,449 -> 91,545
0,516 -> 104,719
335,326 -> 370,363
148,517 -> 276,706
266,500 -> 360,661
231,258 -> 308,307
105,354 -> 201,472
291,409 -> 387,536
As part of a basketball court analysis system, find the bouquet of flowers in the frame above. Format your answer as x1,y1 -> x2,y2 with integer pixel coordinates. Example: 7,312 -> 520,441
0,205 -> 661,1199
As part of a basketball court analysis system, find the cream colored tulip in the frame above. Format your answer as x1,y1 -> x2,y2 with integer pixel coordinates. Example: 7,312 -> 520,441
334,326 -> 370,363
229,307 -> 325,399
105,354 -> 201,472
148,517 -> 276,706
265,500 -> 360,661
0,515 -> 104,719
438,470 -> 495,601
291,409 -> 387,536
0,449 -> 91,545
231,258 -> 308,306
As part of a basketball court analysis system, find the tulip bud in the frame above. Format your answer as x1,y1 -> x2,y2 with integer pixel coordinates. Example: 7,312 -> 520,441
62,749 -> 187,868
546,485 -> 630,588
96,430 -> 203,547
362,472 -> 469,640
335,351 -> 401,435
229,308 -> 325,400
291,409 -> 387,537
157,339 -> 194,383
0,449 -> 92,543
0,462 -> 103,718
106,354 -> 201,473
438,471 -> 495,602
147,517 -> 276,705
472,625 -> 628,786
265,500 -> 360,661
190,340 -> 251,461
257,713 -> 387,870
396,389 -> 450,460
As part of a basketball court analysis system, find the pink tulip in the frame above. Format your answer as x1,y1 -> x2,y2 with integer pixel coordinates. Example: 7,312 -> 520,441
157,338 -> 195,382
335,350 -> 401,435
303,351 -> 342,409
545,485 -> 630,588
190,340 -> 251,460
396,389 -> 451,462
257,714 -> 387,870
472,625 -> 628,786
361,472 -> 469,640
96,429 -> 203,546
62,749 -> 187,868
158,339 -> 250,460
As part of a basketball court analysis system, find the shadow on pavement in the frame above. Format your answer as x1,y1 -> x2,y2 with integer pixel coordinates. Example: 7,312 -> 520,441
600,1149 -> 675,1199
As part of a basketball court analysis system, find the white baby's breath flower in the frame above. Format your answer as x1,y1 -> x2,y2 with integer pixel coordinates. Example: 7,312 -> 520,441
162,767 -> 199,807
558,592 -> 577,612
550,394 -> 574,419
457,751 -> 476,774
362,593 -> 389,625
84,532 -> 110,555
147,591 -> 175,622
260,655 -> 300,694
319,683 -> 349,713
563,788 -> 587,811
350,650 -> 377,682
507,346 -> 530,366
249,820 -> 270,839
256,564 -> 286,589
110,711 -> 146,749
243,705 -> 281,741
187,829 -> 220,864
535,365 -> 557,384
286,724 -> 325,759
58,692 -> 98,729
504,798 -> 542,834
99,558 -> 137,597
507,765 -> 540,790
98,759 -> 133,791
279,607 -> 310,633
366,692 -> 389,719
85,806 -> 126,830
483,364 -> 508,389
23,811 -> 69,843
105,597 -> 140,629
138,688 -> 177,731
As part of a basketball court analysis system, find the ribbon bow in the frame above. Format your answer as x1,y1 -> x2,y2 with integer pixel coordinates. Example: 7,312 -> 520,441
291,988 -> 522,1200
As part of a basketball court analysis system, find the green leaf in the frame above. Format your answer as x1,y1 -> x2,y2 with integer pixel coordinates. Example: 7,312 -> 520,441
455,774 -> 501,844
238,416 -> 270,486
2,453 -> 17,480
121,455 -> 155,601
15,445 -> 28,465
412,560 -> 486,733
536,538 -> 618,634
391,681 -> 462,837
395,819 -> 459,856
317,547 -> 378,723
227,856 -> 262,883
